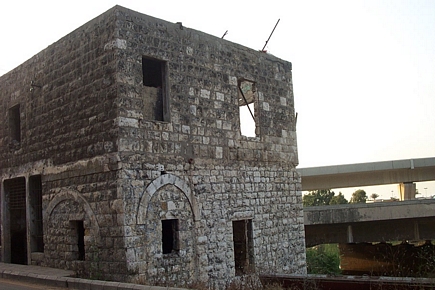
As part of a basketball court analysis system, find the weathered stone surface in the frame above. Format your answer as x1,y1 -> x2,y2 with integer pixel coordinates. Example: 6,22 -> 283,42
0,5 -> 305,289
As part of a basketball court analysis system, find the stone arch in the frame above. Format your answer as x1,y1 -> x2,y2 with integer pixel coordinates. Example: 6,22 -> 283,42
44,189 -> 101,245
137,174 -> 199,224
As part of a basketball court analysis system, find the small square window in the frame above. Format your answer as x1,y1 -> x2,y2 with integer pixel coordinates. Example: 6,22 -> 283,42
162,219 -> 179,254
9,104 -> 21,143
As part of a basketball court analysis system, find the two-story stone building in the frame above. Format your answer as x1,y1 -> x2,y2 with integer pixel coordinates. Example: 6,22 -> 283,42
0,5 -> 306,288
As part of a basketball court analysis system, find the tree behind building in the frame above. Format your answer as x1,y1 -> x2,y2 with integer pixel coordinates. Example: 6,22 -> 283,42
350,189 -> 367,203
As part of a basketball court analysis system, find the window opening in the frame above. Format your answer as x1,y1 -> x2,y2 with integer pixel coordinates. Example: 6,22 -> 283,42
232,219 -> 254,275
29,175 -> 44,253
9,104 -> 21,143
71,221 -> 85,260
162,219 -> 179,254
142,56 -> 167,121
4,177 -> 27,264
238,80 -> 257,137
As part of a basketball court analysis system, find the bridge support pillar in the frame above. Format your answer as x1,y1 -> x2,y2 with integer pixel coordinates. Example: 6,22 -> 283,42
347,225 -> 353,243
398,182 -> 416,200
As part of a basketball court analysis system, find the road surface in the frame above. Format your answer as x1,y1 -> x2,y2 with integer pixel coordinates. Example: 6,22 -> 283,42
0,278 -> 66,290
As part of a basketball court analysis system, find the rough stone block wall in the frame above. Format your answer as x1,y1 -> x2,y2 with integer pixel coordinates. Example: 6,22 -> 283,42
0,7 -> 127,281
0,12 -> 119,168
0,5 -> 306,288
112,6 -> 305,288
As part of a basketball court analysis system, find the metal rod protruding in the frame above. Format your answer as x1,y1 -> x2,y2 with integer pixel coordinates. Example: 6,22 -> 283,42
262,19 -> 280,52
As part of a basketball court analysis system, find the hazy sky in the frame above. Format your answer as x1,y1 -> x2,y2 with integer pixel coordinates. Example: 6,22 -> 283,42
1,0 -> 434,199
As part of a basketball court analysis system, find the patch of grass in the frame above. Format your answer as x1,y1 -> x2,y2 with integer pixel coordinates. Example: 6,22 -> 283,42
306,244 -> 341,275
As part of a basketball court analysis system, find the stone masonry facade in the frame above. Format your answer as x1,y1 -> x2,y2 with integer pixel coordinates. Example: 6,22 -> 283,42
0,6 -> 306,288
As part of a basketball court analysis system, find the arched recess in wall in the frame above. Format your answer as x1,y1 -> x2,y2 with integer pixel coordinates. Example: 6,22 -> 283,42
136,174 -> 199,224
44,190 -> 101,246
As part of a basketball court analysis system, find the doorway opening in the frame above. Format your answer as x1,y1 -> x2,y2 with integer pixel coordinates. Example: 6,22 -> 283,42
29,175 -> 44,253
4,177 -> 27,264
232,219 -> 254,275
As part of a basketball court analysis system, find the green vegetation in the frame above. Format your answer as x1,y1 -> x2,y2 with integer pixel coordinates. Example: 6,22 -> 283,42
370,193 -> 379,201
303,190 -> 348,206
303,189 -> 371,206
349,189 -> 367,204
303,189 -> 337,206
329,192 -> 348,205
306,244 -> 341,275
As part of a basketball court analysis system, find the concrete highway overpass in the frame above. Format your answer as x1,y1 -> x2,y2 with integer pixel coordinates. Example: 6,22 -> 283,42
304,199 -> 435,247
297,157 -> 435,197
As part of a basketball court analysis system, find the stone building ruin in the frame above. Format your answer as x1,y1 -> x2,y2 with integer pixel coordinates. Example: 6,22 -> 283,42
0,5 -> 306,288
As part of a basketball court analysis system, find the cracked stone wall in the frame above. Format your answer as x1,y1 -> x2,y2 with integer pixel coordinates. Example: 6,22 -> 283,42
0,5 -> 306,288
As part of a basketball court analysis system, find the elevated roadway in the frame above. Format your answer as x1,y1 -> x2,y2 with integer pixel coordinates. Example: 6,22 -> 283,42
304,199 -> 435,247
297,157 -> 435,193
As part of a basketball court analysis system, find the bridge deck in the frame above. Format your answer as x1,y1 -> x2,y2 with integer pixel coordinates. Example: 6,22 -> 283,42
304,199 -> 435,246
298,157 -> 435,191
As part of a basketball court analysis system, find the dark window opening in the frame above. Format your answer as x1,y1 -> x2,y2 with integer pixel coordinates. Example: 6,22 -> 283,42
71,221 -> 85,260
29,175 -> 44,253
142,57 -> 164,87
238,80 -> 257,137
142,56 -> 167,122
9,104 -> 21,143
5,177 -> 27,264
162,219 -> 179,254
233,219 -> 254,275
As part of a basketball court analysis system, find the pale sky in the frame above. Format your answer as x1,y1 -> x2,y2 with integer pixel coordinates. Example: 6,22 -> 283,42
1,0 -> 434,199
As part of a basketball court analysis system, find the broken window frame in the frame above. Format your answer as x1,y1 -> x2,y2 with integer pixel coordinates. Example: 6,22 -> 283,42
238,79 -> 258,137
142,56 -> 170,122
